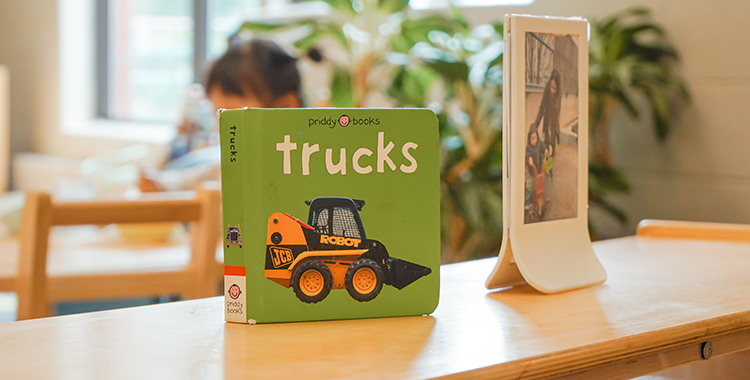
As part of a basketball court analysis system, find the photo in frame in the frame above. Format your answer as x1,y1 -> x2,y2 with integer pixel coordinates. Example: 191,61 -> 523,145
486,15 -> 606,294
524,30 -> 578,224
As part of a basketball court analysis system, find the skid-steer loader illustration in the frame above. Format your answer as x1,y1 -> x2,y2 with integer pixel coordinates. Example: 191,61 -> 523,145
264,197 -> 432,303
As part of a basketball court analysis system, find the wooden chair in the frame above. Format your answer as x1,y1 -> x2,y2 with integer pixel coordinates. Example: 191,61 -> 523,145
15,187 -> 222,320
636,219 -> 750,242
0,65 -> 8,193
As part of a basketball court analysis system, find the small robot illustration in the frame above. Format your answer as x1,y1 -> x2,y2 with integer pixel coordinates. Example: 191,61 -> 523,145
264,197 -> 431,304
226,225 -> 243,248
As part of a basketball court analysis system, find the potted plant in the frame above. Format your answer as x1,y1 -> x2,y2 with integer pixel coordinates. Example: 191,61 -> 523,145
238,0 -> 466,107
588,7 -> 690,235
387,21 -> 505,262
237,4 -> 690,259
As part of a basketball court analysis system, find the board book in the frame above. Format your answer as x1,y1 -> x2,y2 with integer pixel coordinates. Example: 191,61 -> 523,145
220,108 -> 440,324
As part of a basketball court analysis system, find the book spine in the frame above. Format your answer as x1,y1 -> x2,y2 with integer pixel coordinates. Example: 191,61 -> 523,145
221,109 -> 248,323
245,110 -> 263,323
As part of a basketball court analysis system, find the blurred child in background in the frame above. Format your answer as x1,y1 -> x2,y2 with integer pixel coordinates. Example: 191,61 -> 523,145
139,38 -> 309,192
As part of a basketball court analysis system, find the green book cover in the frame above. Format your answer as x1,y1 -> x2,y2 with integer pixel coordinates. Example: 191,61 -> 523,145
220,108 -> 440,324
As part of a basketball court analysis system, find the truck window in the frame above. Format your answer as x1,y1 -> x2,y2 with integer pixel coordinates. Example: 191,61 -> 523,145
314,208 -> 330,235
332,207 -> 361,238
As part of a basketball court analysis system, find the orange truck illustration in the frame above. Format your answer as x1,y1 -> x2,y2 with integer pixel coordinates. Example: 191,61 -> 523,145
264,197 -> 431,303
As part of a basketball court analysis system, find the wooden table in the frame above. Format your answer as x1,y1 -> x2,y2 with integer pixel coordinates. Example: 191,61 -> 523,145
1,235 -> 750,379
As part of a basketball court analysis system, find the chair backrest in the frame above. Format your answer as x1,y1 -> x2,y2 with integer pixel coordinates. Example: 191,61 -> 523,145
636,219 -> 750,242
0,66 -> 8,193
16,187 -> 221,320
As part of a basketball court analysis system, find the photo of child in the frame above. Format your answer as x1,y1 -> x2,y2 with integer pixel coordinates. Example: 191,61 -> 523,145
524,32 -> 579,224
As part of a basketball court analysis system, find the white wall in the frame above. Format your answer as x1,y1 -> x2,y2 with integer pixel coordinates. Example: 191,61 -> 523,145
0,1 -> 55,157
0,0 -> 748,235
607,0 -> 750,235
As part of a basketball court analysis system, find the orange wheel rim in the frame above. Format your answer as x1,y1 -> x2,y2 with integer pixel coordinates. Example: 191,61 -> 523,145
300,270 -> 323,296
353,268 -> 376,294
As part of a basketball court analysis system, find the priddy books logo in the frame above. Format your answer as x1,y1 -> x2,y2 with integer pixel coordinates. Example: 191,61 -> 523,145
308,114 -> 380,129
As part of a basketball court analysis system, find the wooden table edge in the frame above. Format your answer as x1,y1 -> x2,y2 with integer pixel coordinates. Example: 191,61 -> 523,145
435,309 -> 750,380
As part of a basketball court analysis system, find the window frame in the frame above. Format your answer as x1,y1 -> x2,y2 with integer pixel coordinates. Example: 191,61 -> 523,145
58,0 -> 300,145
90,0 -> 315,130
59,0 -> 176,144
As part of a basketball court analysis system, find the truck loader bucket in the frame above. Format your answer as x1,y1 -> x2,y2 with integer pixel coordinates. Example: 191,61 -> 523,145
385,257 -> 432,290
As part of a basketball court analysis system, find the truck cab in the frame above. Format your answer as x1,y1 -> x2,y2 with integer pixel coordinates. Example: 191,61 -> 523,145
306,197 -> 367,240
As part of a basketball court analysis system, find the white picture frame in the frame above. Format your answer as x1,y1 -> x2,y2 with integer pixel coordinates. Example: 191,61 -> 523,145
486,15 -> 606,293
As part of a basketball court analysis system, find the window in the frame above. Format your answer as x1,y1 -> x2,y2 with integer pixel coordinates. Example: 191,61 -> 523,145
332,207 -> 361,238
90,0 -> 532,129
102,0 -> 194,123
98,0 -> 287,124
57,0 -> 321,146
314,208 -> 330,235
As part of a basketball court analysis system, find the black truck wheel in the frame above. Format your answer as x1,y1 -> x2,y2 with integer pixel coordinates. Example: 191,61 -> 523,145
345,258 -> 384,302
291,260 -> 332,303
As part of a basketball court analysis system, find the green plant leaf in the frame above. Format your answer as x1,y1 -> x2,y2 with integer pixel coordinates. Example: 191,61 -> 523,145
239,21 -> 293,33
425,59 -> 469,82
615,89 -> 640,119
589,6 -> 689,146
606,33 -> 625,63
400,16 -> 467,47
378,0 -> 409,13
456,180 -> 483,229
630,42 -> 679,61
622,23 -> 665,38
626,7 -> 652,16
330,65 -> 355,107
391,35 -> 413,53
589,160 -> 631,193
589,92 -> 606,126
323,23 -> 349,48
669,76 -> 691,102
481,185 -> 503,230
448,5 -> 470,30
388,66 -> 435,106
294,30 -> 326,52
492,22 -> 503,35
642,82 -> 671,140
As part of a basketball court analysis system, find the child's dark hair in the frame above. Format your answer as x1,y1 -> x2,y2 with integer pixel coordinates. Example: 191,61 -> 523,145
205,39 -> 302,107
527,130 -> 538,145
